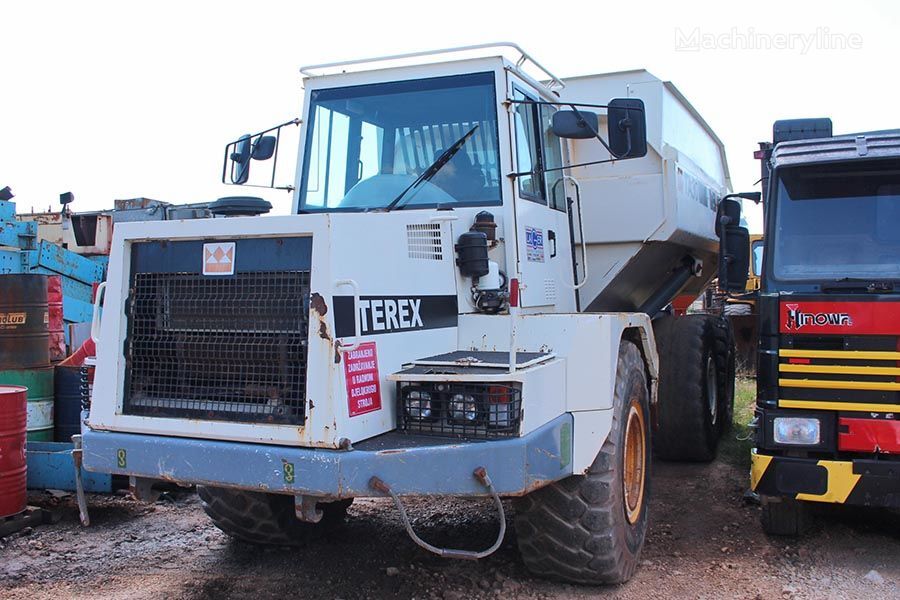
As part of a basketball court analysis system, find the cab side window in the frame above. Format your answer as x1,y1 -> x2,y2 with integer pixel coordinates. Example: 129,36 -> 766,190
540,104 -> 566,212
513,89 -> 545,204
512,88 -> 567,212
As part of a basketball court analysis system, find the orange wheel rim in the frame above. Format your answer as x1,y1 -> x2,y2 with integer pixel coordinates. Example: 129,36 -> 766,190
623,400 -> 646,525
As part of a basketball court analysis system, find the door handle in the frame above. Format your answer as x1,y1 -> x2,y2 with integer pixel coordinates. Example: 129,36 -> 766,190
548,230 -> 557,258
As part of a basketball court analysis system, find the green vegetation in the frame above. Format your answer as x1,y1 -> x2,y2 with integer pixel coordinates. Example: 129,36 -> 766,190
719,377 -> 756,469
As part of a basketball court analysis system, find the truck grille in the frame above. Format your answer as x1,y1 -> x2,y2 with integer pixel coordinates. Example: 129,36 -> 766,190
778,334 -> 900,410
123,270 -> 309,424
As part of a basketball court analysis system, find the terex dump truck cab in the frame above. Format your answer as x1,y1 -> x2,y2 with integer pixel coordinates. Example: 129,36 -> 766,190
83,45 -> 744,584
750,119 -> 900,533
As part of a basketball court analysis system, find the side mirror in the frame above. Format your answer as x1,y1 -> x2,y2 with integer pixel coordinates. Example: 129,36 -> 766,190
222,119 -> 299,189
251,135 -> 277,161
551,110 -> 600,140
717,198 -> 750,292
229,135 -> 252,184
607,98 -> 647,159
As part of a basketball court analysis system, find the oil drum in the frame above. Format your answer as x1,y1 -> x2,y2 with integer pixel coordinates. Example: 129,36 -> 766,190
47,275 -> 65,362
0,274 -> 50,369
0,367 -> 54,441
55,365 -> 84,442
0,385 -> 27,518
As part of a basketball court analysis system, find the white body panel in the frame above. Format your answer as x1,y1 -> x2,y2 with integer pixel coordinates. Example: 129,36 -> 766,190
90,211 -> 467,447
456,312 -> 658,471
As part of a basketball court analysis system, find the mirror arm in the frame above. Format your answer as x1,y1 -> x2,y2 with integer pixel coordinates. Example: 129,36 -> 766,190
569,104 -> 633,160
508,156 -> 623,180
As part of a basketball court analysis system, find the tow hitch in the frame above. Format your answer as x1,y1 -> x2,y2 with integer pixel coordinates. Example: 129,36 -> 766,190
369,467 -> 506,560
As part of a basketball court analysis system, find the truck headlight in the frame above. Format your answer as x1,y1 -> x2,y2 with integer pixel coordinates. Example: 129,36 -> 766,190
405,390 -> 433,420
773,417 -> 821,445
449,393 -> 478,422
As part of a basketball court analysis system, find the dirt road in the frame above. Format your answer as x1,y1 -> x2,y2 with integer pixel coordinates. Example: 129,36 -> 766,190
2,450 -> 898,600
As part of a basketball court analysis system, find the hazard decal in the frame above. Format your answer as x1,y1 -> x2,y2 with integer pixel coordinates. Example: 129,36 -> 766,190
203,242 -> 235,275
344,342 -> 382,417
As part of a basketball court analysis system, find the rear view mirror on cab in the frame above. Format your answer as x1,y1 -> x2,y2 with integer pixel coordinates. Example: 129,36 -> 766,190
251,135 -> 277,160
551,110 -> 600,140
222,119 -> 299,189
551,99 -> 647,159
227,134 -> 277,184
607,98 -> 647,159
716,197 -> 751,292
229,135 -> 253,184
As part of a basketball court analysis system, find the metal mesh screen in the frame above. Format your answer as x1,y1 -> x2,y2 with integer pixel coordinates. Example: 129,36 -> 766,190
398,381 -> 521,439
124,271 -> 309,424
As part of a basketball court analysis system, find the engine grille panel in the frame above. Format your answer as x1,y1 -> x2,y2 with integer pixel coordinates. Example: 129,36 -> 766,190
124,270 -> 309,424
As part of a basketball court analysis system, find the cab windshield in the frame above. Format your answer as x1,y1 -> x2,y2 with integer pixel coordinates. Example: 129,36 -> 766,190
299,72 -> 501,212
772,158 -> 900,281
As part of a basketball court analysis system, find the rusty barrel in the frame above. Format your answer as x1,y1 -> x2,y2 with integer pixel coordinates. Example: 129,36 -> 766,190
0,385 -> 28,518
0,274 -> 50,369
0,367 -> 54,441
47,275 -> 65,362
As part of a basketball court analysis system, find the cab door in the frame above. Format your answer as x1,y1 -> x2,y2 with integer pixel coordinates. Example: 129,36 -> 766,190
508,78 -> 576,311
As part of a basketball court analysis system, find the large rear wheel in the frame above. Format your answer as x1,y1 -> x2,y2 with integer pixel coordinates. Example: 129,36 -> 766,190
515,340 -> 650,584
653,314 -> 726,462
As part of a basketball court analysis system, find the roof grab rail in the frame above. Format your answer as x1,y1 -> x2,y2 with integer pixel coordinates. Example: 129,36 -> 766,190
299,42 -> 565,90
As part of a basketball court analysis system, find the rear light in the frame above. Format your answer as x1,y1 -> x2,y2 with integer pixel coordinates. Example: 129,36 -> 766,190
487,385 -> 513,427
753,149 -> 765,159
773,417 -> 821,445
509,278 -> 519,307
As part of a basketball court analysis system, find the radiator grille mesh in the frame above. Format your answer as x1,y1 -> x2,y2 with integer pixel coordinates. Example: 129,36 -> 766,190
407,223 -> 443,260
123,271 -> 309,424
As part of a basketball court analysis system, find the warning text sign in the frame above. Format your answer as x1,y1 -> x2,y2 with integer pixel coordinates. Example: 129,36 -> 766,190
344,341 -> 382,417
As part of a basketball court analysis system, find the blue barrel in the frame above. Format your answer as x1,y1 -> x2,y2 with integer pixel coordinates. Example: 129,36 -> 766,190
54,365 -> 84,442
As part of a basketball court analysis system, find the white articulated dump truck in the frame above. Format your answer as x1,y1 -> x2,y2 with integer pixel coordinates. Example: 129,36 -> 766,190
83,44 -> 749,584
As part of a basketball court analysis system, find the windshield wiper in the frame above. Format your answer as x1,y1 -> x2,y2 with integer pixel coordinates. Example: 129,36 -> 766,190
821,278 -> 897,293
384,125 -> 479,212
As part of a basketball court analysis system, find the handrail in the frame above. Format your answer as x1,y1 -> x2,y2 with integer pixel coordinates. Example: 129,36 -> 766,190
334,278 -> 361,352
90,281 -> 107,345
300,42 -> 565,90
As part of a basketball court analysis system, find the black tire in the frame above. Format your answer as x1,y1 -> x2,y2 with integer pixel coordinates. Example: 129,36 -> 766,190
653,314 -> 721,462
713,316 -> 737,434
515,340 -> 650,585
761,497 -> 811,536
198,486 -> 352,546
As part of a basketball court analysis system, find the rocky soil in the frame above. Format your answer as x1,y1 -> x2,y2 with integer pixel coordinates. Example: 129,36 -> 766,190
2,454 -> 898,599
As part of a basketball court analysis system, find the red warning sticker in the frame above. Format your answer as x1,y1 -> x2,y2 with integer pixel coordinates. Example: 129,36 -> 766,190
344,341 -> 382,417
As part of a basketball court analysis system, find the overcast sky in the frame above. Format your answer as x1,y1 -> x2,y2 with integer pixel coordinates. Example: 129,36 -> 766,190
3,0 -> 898,231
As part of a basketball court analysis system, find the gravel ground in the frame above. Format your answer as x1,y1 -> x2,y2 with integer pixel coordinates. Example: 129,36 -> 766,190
1,453 -> 898,600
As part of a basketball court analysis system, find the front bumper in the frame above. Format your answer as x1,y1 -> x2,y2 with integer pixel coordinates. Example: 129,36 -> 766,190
751,451 -> 900,508
82,414 -> 574,498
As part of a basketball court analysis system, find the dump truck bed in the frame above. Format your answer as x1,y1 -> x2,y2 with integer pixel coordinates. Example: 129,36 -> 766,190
558,70 -> 731,312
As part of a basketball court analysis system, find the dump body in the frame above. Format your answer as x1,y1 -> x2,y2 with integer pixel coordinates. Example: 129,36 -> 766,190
558,70 -> 730,312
